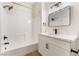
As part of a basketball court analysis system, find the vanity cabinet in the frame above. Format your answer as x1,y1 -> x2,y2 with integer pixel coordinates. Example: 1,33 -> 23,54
38,34 -> 71,56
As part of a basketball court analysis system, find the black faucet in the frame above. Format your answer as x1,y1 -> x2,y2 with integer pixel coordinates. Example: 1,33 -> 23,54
53,29 -> 57,34
4,35 -> 8,40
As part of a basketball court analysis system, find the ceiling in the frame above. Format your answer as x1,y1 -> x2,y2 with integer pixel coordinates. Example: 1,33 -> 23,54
23,2 -> 35,6
16,2 -> 35,8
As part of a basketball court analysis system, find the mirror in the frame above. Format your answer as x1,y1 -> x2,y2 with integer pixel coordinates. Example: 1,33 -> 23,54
48,6 -> 71,27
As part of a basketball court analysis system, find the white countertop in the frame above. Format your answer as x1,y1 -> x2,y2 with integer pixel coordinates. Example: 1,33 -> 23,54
39,33 -> 78,42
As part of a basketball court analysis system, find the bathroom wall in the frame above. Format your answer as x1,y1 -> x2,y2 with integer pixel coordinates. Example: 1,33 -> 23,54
0,2 -> 33,53
32,3 -> 41,41
41,2 -> 79,36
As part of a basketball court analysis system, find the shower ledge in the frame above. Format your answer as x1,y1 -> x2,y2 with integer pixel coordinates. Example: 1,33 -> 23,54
39,33 -> 77,43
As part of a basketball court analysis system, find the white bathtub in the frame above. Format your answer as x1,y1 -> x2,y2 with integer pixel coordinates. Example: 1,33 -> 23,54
0,41 -> 38,56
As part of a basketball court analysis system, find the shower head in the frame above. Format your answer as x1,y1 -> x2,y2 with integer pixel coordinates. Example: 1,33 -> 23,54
3,5 -> 13,10
9,6 -> 13,10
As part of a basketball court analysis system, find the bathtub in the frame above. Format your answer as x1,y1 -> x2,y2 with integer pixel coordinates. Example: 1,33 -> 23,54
0,41 -> 38,56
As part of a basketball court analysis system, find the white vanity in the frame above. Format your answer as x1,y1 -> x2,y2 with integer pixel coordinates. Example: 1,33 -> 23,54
38,33 -> 78,56
39,2 -> 79,56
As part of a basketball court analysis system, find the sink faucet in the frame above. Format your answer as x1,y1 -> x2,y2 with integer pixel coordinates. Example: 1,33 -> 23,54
53,28 -> 57,34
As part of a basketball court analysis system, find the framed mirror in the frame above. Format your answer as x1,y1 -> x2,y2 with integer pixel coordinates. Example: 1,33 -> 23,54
48,6 -> 71,27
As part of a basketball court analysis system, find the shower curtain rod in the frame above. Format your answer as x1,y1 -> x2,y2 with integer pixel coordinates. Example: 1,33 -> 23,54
11,2 -> 32,9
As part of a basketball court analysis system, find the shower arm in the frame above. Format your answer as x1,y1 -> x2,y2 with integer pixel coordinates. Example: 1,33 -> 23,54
3,5 -> 13,10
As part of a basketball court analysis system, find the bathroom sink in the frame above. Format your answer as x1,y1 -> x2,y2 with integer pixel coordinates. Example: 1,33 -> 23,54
39,33 -> 77,42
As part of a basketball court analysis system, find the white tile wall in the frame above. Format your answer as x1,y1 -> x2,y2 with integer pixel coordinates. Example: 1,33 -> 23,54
0,2 -> 33,53
41,2 -> 79,36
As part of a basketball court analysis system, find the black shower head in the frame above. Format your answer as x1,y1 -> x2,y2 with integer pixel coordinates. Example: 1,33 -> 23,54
8,6 -> 13,10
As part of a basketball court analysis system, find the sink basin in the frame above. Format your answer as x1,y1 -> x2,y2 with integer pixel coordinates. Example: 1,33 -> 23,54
39,33 -> 77,42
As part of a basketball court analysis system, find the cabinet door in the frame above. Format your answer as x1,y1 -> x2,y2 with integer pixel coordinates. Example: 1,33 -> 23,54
48,41 -> 70,56
38,34 -> 71,56
38,39 -> 49,56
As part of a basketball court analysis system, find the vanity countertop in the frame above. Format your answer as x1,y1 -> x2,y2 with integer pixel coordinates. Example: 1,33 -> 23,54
39,33 -> 78,43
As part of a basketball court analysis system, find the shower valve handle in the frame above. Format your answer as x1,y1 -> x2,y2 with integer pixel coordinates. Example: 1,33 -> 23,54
4,35 -> 8,40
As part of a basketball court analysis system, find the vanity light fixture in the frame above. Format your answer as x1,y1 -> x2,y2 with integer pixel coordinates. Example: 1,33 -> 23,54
50,2 -> 61,8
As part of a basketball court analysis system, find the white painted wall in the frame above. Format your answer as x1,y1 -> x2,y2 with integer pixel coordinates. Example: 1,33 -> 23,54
0,3 -> 2,53
41,2 -> 79,36
32,3 -> 41,42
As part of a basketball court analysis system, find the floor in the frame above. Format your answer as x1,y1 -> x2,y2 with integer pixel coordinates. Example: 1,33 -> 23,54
25,50 -> 41,56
